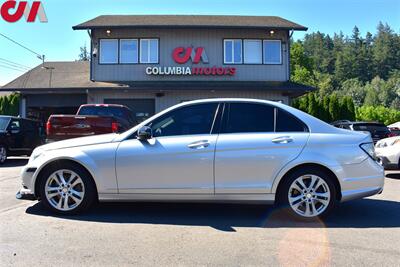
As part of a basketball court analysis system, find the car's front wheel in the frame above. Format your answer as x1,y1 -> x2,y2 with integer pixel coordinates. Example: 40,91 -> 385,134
279,168 -> 337,220
0,145 -> 7,164
39,162 -> 96,214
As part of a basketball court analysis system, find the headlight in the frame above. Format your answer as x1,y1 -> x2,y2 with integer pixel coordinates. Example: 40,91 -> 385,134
360,142 -> 377,160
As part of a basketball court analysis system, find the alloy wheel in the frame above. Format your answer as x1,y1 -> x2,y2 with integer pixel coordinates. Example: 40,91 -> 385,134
0,146 -> 6,163
45,169 -> 85,211
288,174 -> 331,218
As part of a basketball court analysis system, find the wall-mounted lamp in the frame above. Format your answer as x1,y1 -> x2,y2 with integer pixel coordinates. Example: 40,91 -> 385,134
269,30 -> 275,35
106,29 -> 111,36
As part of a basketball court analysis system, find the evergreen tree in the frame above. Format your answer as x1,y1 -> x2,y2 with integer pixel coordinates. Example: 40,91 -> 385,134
307,93 -> 318,117
345,96 -> 356,121
329,94 -> 340,122
373,22 -> 399,79
322,95 -> 331,122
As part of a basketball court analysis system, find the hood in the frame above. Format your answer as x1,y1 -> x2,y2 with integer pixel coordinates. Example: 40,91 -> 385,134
39,133 -> 118,151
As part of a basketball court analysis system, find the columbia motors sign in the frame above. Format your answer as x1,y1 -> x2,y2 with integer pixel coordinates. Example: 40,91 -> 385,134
146,46 -> 236,76
1,0 -> 47,23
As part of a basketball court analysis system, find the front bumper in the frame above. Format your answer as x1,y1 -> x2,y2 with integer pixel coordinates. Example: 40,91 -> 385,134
16,188 -> 37,200
17,164 -> 39,200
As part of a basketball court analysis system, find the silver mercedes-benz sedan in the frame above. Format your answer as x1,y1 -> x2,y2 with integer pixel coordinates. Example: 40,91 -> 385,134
17,98 -> 384,220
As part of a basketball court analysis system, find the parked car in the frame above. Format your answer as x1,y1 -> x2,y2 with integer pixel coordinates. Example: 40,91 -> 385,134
388,122 -> 400,137
17,99 -> 384,220
46,104 -> 136,142
331,120 -> 391,143
0,116 -> 45,164
375,136 -> 400,169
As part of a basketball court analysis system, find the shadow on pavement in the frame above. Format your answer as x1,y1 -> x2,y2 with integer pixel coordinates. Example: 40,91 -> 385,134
386,173 -> 400,180
26,198 -> 400,231
0,158 -> 28,167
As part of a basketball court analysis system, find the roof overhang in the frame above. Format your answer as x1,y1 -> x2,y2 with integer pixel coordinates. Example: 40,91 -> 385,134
72,15 -> 308,31
1,81 -> 315,98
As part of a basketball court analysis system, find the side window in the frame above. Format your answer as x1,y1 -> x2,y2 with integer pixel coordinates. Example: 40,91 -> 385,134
222,103 -> 274,133
8,120 -> 20,132
149,103 -> 219,137
276,108 -> 308,132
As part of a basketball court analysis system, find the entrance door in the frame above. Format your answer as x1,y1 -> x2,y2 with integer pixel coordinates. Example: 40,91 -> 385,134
104,99 -> 155,123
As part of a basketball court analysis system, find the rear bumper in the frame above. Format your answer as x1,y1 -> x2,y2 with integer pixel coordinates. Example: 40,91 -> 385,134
377,156 -> 399,170
335,158 -> 385,202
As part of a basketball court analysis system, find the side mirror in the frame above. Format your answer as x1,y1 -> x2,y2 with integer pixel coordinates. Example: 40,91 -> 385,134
137,126 -> 152,140
9,126 -> 20,134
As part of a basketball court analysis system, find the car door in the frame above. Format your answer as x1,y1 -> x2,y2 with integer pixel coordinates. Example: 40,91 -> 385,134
6,119 -> 25,151
215,102 -> 310,194
116,102 -> 220,194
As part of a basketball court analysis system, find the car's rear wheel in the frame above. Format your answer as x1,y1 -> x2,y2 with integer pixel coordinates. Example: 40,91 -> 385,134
279,168 -> 337,221
0,145 -> 7,164
39,163 -> 96,214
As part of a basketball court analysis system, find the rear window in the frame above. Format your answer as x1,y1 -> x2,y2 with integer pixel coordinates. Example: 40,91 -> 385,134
0,117 -> 10,131
78,106 -> 127,119
222,103 -> 274,133
276,108 -> 308,132
353,123 -> 389,132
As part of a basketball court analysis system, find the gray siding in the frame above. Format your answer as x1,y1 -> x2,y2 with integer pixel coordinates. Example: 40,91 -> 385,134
91,28 -> 289,82
88,90 -> 289,113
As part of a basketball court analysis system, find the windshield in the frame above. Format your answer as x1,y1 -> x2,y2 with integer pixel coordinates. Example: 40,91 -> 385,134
0,117 -> 10,131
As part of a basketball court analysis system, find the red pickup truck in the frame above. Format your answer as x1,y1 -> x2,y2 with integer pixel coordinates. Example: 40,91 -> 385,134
46,104 -> 136,141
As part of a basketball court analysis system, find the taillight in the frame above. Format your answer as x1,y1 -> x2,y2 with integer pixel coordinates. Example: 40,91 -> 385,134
46,121 -> 51,135
111,122 -> 119,133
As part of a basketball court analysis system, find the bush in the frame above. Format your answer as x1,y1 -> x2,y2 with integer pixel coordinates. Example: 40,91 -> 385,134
356,105 -> 400,125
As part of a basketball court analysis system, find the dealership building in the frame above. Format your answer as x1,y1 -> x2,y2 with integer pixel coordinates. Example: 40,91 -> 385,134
2,15 -> 314,123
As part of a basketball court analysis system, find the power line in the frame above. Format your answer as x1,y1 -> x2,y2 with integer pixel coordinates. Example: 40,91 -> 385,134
0,58 -> 31,69
0,64 -> 26,72
0,32 -> 44,60
0,60 -> 31,71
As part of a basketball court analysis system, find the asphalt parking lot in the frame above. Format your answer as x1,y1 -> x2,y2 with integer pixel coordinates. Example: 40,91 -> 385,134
1,157 -> 399,266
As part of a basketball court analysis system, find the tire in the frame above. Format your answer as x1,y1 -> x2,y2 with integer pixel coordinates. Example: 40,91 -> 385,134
0,145 -> 7,164
39,162 -> 97,215
278,167 -> 337,221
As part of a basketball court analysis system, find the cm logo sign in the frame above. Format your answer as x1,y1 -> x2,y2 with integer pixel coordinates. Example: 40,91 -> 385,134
1,0 -> 47,22
172,47 -> 209,64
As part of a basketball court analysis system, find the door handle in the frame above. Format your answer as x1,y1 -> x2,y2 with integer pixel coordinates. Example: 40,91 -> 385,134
272,136 -> 293,144
187,140 -> 210,149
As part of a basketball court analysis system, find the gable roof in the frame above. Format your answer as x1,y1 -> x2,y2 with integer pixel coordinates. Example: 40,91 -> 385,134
73,15 -> 307,31
1,61 -> 126,90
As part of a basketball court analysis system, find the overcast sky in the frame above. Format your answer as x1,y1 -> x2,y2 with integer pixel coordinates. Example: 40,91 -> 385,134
1,0 -> 399,86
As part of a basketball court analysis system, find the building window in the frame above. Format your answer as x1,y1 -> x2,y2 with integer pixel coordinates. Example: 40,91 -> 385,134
120,39 -> 138,64
263,40 -> 281,64
99,39 -> 118,64
244,39 -> 262,64
140,39 -> 159,63
224,39 -> 242,64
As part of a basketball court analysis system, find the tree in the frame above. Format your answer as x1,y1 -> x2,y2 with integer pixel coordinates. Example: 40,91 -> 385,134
321,95 -> 331,122
9,94 -> 20,116
307,93 -> 319,117
372,22 -> 399,79
329,94 -> 340,122
78,43 -> 90,61
345,96 -> 356,121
